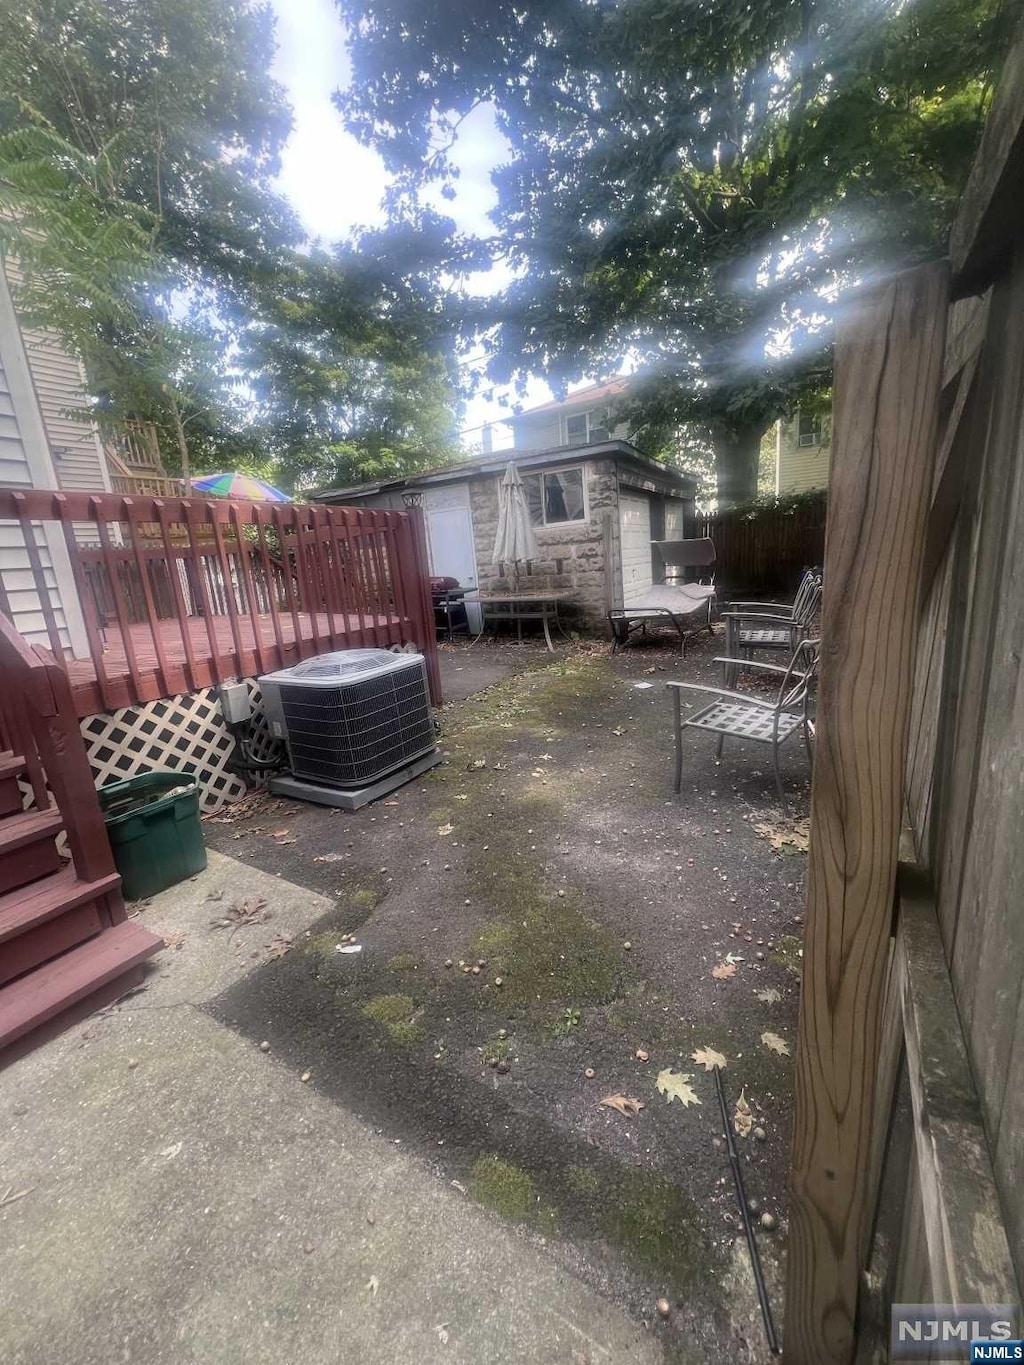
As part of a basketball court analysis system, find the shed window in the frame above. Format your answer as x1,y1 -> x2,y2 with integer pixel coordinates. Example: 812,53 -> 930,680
523,467 -> 586,526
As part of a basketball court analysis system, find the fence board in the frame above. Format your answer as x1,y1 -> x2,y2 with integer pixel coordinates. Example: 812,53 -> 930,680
784,262 -> 948,1365
693,495 -> 826,595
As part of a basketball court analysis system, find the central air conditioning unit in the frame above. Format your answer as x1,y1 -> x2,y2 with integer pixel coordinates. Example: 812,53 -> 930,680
258,649 -> 441,810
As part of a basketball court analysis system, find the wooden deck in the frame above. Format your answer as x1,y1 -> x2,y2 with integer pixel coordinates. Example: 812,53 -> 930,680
65,610 -> 412,717
0,489 -> 441,714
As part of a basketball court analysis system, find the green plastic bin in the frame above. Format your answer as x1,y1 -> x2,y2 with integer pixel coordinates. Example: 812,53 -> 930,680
98,770 -> 207,901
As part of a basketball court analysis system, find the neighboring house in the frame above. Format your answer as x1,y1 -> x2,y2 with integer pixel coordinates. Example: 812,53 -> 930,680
771,408 -> 833,494
508,378 -> 633,452
319,439 -> 696,629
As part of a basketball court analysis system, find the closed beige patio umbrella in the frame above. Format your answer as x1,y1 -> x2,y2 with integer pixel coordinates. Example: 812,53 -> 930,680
491,461 -> 540,590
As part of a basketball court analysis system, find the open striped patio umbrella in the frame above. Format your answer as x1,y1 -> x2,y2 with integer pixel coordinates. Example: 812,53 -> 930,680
189,472 -> 290,502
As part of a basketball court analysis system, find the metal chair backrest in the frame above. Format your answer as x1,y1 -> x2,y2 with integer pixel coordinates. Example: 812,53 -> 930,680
792,569 -> 823,627
778,637 -> 820,713
653,538 -> 716,584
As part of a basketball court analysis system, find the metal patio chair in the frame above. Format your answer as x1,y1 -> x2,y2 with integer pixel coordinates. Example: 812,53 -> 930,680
666,638 -> 819,808
720,568 -> 822,683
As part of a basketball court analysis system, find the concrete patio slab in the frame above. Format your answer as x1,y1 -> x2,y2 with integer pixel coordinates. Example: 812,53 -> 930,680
0,851 -> 668,1365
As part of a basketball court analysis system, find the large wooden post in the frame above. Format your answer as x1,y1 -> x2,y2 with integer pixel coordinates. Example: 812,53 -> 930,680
784,262 -> 948,1363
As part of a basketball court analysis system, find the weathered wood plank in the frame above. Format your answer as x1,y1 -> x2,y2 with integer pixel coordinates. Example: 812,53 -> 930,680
937,248 -> 1024,954
897,869 -> 1018,1306
950,21 -> 1024,297
905,547 -> 954,864
784,262 -> 948,1365
942,293 -> 990,390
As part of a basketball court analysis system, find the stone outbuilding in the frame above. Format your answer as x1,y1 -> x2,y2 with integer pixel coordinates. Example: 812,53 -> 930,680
316,441 -> 697,632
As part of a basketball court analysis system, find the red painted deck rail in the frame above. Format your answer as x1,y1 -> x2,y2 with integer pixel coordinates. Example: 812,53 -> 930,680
0,490 -> 440,714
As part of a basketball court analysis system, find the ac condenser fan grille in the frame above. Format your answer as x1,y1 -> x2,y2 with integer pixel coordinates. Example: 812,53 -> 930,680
276,660 -> 434,786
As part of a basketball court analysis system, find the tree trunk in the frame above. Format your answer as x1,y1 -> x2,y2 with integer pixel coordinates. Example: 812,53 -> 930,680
712,421 -> 764,507
168,395 -> 190,482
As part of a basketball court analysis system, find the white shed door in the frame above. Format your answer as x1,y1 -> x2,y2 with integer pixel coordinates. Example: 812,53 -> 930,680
422,485 -> 478,590
619,493 -> 653,606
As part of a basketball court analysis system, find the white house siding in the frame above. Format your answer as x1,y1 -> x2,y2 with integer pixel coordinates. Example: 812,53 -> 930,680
512,413 -> 562,451
0,273 -> 88,655
20,329 -> 110,493
775,416 -> 832,493
512,409 -> 630,452
0,355 -> 72,650
619,492 -> 653,606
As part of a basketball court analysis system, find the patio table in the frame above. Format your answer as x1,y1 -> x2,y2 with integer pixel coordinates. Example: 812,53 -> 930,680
472,590 -> 574,651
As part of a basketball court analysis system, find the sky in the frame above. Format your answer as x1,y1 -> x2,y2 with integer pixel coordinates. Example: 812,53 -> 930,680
268,0 -> 555,450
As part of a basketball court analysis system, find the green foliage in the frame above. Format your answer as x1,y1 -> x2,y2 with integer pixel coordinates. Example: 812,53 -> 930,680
336,0 -> 1011,501
0,0 -> 461,487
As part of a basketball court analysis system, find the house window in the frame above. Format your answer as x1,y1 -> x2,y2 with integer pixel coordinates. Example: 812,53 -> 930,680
523,467 -> 586,526
563,410 -> 611,446
796,412 -> 822,447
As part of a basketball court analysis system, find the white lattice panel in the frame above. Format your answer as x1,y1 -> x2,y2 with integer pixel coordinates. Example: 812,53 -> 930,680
80,681 -> 278,814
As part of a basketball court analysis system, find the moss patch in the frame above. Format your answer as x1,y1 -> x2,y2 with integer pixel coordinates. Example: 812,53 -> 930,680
771,934 -> 804,976
469,1155 -> 538,1222
566,1163 -> 600,1196
361,993 -> 424,1046
601,1168 -> 710,1286
349,887 -> 379,912
476,891 -> 624,1011
386,952 -> 419,975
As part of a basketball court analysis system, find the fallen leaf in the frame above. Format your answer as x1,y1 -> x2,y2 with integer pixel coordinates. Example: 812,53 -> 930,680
733,1088 -> 753,1138
437,823 -> 454,836
435,1324 -> 450,1344
711,962 -> 737,980
265,934 -> 294,960
366,1275 -> 379,1298
467,758 -> 487,770
761,1030 -> 791,1057
755,987 -> 782,1004
162,931 -> 186,951
383,801 -> 399,806
454,794 -> 469,802
205,890 -> 224,902
274,837 -> 297,846
753,815 -> 810,853
210,896 -> 269,930
599,1094 -> 646,1118
656,1069 -> 701,1107
313,852 -> 345,864
270,828 -> 291,839
610,726 -> 626,736
691,1046 -> 727,1072
724,951 -> 745,965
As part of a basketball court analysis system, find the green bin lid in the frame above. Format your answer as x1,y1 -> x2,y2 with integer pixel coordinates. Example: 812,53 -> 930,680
98,769 -> 199,824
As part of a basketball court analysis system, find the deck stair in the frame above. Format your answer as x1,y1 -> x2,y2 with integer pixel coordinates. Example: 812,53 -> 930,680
0,619 -> 162,1068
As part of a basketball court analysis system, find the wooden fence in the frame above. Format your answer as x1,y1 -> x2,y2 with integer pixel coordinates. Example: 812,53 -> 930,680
693,494 -> 826,595
784,26 -> 1024,1362
0,490 -> 440,714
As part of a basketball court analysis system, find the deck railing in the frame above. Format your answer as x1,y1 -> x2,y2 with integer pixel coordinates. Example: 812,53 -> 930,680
0,490 -> 440,712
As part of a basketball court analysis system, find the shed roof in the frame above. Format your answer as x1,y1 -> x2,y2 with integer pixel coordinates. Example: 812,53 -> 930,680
315,439 -> 695,504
